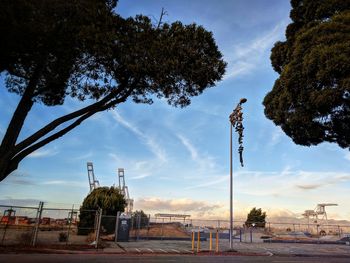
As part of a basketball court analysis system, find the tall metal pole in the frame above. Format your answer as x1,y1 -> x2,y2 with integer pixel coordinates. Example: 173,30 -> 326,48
228,98 -> 247,251
229,123 -> 233,249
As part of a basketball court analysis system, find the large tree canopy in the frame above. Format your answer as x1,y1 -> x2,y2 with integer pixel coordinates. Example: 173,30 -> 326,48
263,0 -> 350,148
0,0 -> 226,182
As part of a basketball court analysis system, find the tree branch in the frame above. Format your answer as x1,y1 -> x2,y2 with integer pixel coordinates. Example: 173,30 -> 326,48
11,97 -> 122,166
14,85 -> 126,154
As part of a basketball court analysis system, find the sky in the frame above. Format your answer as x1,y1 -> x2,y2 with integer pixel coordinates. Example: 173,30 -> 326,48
1,0 -> 350,222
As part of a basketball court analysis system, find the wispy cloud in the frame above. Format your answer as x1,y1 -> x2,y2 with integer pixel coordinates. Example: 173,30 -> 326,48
0,198 -> 43,207
28,148 -> 59,158
71,151 -> 94,161
41,180 -> 86,188
236,170 -> 350,197
295,184 -> 323,190
224,21 -> 287,79
177,134 -> 216,171
111,111 -> 167,163
270,126 -> 284,147
185,175 -> 228,190
344,152 -> 350,161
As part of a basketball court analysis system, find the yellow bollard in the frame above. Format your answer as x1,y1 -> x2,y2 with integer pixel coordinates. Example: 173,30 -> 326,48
209,232 -> 212,251
197,231 -> 200,252
215,229 -> 219,252
191,231 -> 195,251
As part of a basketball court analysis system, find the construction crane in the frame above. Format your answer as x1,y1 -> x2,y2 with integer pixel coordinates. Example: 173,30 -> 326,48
118,168 -> 134,214
315,203 -> 338,222
302,203 -> 338,234
87,162 -> 100,192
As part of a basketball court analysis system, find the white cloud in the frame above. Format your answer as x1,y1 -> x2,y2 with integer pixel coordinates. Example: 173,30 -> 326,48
28,148 -> 58,158
224,21 -> 287,79
135,197 -> 223,216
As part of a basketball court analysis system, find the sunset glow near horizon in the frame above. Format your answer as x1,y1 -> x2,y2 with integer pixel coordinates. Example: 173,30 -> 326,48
0,0 -> 349,221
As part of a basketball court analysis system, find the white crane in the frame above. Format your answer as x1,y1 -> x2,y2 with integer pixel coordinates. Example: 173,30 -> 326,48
118,168 -> 134,214
87,162 -> 100,192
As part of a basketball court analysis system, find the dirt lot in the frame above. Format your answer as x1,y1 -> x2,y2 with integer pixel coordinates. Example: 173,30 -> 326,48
130,223 -> 190,238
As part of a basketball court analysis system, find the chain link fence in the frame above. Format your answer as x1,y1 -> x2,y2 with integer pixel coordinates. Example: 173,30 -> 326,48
2,203 -> 350,248
0,203 -> 99,247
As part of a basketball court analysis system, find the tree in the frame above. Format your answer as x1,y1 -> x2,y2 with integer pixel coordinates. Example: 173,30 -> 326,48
131,210 -> 149,229
263,0 -> 350,149
0,0 -> 226,182
78,186 -> 126,235
245,207 -> 266,228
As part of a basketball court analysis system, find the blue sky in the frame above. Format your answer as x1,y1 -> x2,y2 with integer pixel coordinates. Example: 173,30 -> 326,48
1,0 -> 350,221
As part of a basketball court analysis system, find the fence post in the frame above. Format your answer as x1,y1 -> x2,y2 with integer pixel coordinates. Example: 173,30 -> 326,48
197,230 -> 200,252
250,228 -> 252,243
209,232 -> 212,251
136,213 -> 141,241
146,214 -> 150,240
161,218 -> 164,240
66,205 -> 74,245
293,224 -> 296,242
191,231 -> 195,251
114,211 -> 120,242
215,229 -> 219,252
1,206 -> 13,245
239,228 -> 242,242
31,201 -> 44,247
95,208 -> 102,249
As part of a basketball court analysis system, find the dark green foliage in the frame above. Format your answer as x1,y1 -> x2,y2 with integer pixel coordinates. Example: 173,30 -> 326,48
58,232 -> 68,242
264,0 -> 350,148
245,207 -> 266,228
131,210 -> 149,229
78,187 -> 126,235
0,0 -> 226,182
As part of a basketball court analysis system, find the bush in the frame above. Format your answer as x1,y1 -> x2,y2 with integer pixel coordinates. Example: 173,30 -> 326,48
78,187 -> 126,235
58,232 -> 68,242
131,210 -> 149,229
16,231 -> 32,245
245,207 -> 266,228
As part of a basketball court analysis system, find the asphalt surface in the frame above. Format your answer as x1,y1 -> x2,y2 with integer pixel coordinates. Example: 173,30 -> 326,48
0,254 -> 349,263
111,239 -> 350,257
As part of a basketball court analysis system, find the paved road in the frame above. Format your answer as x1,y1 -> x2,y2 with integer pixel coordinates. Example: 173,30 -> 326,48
0,254 -> 349,263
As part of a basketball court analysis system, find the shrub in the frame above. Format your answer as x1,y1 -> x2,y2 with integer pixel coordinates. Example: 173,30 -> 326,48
16,231 -> 32,245
58,232 -> 68,242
